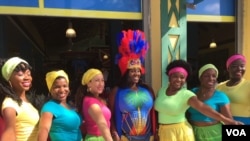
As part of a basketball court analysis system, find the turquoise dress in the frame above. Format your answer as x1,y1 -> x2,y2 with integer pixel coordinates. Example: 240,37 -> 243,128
41,100 -> 82,141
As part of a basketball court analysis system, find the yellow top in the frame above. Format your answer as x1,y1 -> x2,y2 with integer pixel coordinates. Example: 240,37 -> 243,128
1,97 -> 39,141
216,79 -> 250,117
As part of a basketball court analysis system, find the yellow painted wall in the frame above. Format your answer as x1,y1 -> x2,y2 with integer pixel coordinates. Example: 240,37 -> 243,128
150,0 -> 161,92
242,0 -> 250,79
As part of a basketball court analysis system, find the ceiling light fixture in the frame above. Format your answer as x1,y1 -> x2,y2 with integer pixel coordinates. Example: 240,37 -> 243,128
66,21 -> 76,38
103,54 -> 109,60
209,41 -> 217,48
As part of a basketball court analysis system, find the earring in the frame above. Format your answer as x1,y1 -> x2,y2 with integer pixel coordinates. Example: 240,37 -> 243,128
87,87 -> 91,92
48,92 -> 52,98
8,81 -> 13,88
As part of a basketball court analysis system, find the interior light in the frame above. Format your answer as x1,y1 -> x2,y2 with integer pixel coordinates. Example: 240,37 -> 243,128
66,21 -> 76,38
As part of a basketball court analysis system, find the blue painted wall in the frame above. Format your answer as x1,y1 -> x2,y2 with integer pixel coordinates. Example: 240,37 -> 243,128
0,0 -> 38,7
44,0 -> 141,12
187,0 -> 235,16
0,0 -> 141,12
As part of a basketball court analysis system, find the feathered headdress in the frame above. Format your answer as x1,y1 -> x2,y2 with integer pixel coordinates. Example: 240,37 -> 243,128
115,29 -> 149,75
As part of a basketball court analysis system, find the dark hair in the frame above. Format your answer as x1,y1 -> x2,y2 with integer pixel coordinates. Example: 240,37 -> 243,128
0,61 -> 31,105
166,59 -> 192,81
0,58 -> 45,116
75,85 -> 85,115
115,69 -> 153,92
116,69 -> 142,88
74,84 -> 97,115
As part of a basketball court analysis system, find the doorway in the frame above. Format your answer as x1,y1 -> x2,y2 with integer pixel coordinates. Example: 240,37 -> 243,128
0,15 -> 143,94
187,22 -> 236,88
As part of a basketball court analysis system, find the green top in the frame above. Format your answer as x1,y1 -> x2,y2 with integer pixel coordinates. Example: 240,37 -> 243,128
154,87 -> 195,124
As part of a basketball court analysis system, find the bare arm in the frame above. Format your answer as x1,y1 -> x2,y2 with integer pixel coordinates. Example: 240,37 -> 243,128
220,104 -> 233,119
188,96 -> 241,125
37,112 -> 53,141
88,104 -> 113,141
1,108 -> 17,141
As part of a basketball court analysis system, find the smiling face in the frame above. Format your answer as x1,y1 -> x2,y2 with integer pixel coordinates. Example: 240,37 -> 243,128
9,69 -> 32,93
228,59 -> 246,81
128,68 -> 141,85
50,77 -> 69,102
87,73 -> 105,96
168,72 -> 186,91
199,68 -> 217,89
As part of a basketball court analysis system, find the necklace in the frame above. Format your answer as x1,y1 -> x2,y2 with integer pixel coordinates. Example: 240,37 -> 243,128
197,89 -> 214,100
198,91 -> 206,98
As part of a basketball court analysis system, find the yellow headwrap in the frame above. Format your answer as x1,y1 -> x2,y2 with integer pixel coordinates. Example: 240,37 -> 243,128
82,68 -> 102,85
45,70 -> 69,92
198,64 -> 218,78
1,57 -> 28,81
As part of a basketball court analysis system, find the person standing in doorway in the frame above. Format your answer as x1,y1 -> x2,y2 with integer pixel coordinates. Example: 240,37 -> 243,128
216,54 -> 250,124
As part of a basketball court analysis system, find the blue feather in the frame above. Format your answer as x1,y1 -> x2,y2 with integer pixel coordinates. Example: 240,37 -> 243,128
129,30 -> 146,55
115,29 -> 149,68
116,32 -> 124,47
115,54 -> 121,65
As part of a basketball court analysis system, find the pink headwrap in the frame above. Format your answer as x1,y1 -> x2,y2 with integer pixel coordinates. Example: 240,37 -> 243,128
168,67 -> 188,78
226,54 -> 246,69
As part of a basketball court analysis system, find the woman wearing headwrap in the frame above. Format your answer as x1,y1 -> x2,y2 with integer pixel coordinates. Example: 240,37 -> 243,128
216,54 -> 250,124
108,30 -> 157,141
187,64 -> 233,141
154,60 -> 242,141
38,70 -> 82,141
0,57 -> 44,141
75,68 -> 113,141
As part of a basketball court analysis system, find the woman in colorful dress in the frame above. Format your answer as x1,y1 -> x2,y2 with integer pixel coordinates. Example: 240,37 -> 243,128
108,29 -> 157,141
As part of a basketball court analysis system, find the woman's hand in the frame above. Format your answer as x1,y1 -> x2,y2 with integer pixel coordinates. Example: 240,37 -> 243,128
231,120 -> 244,125
223,118 -> 244,125
235,121 -> 244,125
111,131 -> 120,141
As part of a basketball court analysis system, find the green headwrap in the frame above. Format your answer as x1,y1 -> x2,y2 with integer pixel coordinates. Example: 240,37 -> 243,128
1,57 -> 28,81
198,64 -> 218,78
